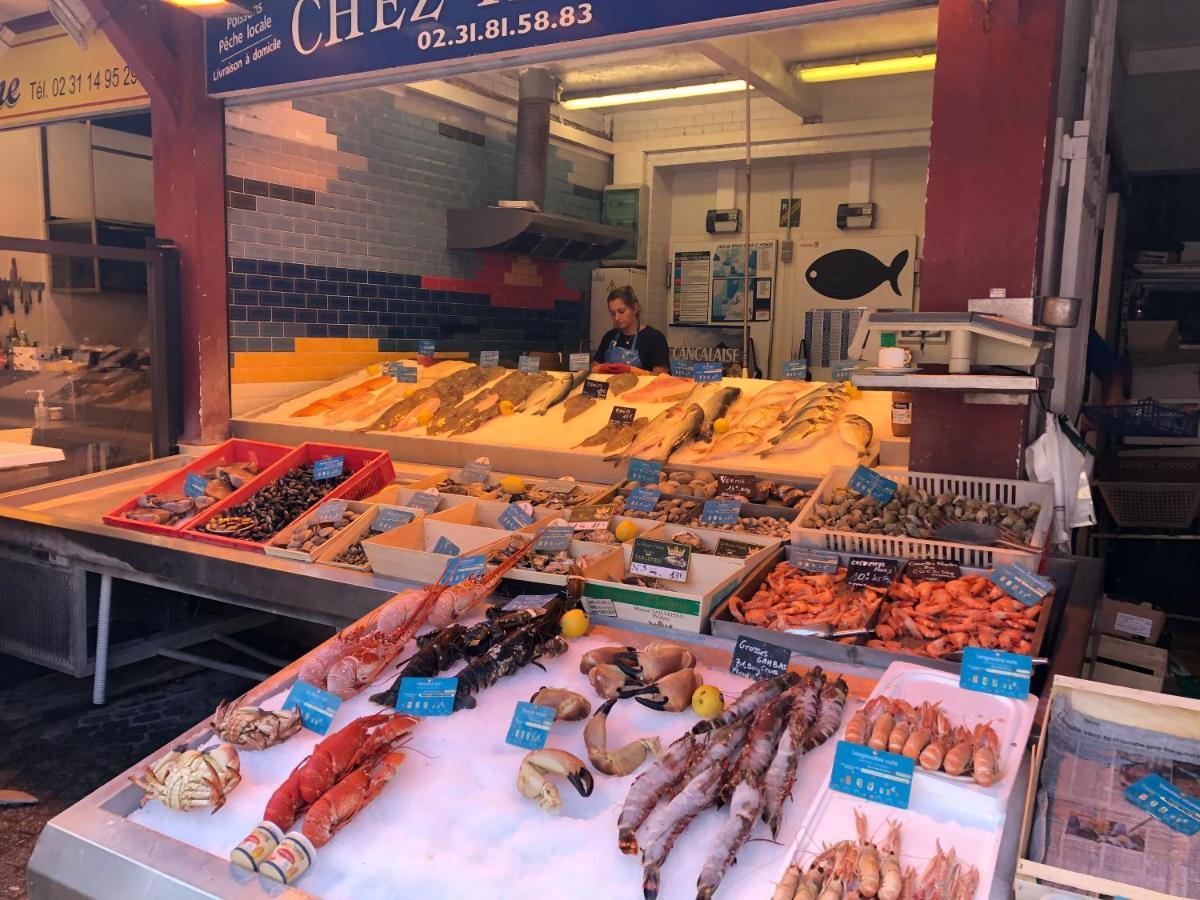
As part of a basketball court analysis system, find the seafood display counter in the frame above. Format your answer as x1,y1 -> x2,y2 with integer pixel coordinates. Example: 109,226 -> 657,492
232,364 -> 895,484
28,610 -> 1040,900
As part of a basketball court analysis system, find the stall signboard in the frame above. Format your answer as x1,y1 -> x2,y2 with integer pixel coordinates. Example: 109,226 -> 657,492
714,538 -> 756,559
845,556 -> 901,589
990,564 -> 1053,607
1125,774 -> 1200,836
533,524 -> 573,552
409,489 -> 440,513
788,546 -> 840,573
626,457 -> 661,485
609,406 -> 636,427
583,378 -> 609,399
441,552 -> 486,584
313,455 -> 345,480
847,465 -> 896,503
315,499 -> 348,522
184,472 -> 209,499
205,0 -> 846,98
418,339 -> 436,356
700,499 -> 740,526
518,355 -> 540,373
479,350 -> 499,367
716,473 -> 756,498
0,29 -> 148,131
569,352 -> 591,372
669,359 -> 695,377
629,537 -> 691,582
498,502 -> 533,531
782,360 -> 808,380
693,362 -> 724,382
385,361 -> 418,382
625,487 -> 661,513
904,558 -> 962,581
372,507 -> 415,531
432,535 -> 461,557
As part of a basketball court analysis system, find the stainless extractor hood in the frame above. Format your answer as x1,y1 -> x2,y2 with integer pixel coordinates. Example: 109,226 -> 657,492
446,68 -> 629,263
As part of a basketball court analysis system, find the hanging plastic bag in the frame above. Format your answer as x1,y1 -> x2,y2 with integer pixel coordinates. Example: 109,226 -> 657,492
1025,412 -> 1096,548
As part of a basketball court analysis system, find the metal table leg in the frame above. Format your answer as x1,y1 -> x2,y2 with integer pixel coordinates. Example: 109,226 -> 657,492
92,573 -> 112,705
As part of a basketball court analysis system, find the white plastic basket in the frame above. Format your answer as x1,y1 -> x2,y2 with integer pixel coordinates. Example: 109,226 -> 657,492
790,466 -> 1054,571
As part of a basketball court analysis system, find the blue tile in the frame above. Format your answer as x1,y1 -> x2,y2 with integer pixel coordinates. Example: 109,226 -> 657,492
386,273 -> 405,287
229,337 -> 249,352
260,322 -> 283,337
359,284 -> 378,298
379,286 -> 397,299
317,310 -> 339,324
329,296 -> 349,310
282,263 -> 304,277
296,278 -> 317,292
404,275 -> 421,287
228,306 -> 248,321
305,265 -> 327,280
307,324 -> 329,337
295,308 -> 318,323
340,311 -> 360,324
272,337 -> 296,351
259,292 -> 284,307
231,321 -> 260,336
233,289 -> 259,305
246,338 -> 272,351
318,280 -> 338,293
368,271 -> 387,285
338,282 -> 359,297
272,308 -> 296,322
327,324 -> 348,337
305,294 -> 328,309
283,292 -> 305,306
359,311 -> 378,324
228,274 -> 246,289
368,298 -> 387,312
348,269 -> 367,282
327,268 -> 347,282
270,277 -> 294,292
232,258 -> 257,275
247,275 -> 271,290
247,307 -> 272,322
349,298 -> 368,311
349,325 -> 369,337
259,261 -> 282,276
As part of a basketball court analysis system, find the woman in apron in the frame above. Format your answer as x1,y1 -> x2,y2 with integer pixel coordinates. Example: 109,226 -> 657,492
591,286 -> 670,375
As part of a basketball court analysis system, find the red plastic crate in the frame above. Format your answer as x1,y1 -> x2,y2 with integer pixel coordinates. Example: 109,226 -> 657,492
101,439 -> 292,538
184,442 -> 394,553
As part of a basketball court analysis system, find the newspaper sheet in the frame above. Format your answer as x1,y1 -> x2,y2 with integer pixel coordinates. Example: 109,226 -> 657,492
1030,693 -> 1200,898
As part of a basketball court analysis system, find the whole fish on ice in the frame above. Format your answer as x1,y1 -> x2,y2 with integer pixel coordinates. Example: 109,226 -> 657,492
839,413 -> 874,460
607,403 -> 704,464
520,370 -> 585,415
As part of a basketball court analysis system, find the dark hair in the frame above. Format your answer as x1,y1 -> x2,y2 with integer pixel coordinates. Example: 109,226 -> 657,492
607,285 -> 641,320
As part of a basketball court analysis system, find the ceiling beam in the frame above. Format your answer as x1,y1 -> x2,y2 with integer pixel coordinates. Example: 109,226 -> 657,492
698,36 -> 821,121
1126,45 -> 1200,77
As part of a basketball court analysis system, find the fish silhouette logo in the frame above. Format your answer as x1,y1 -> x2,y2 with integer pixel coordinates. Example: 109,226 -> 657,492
805,248 -> 910,301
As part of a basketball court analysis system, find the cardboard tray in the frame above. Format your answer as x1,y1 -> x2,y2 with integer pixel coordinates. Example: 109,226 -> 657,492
709,547 -> 1055,675
791,466 -> 1054,571
640,521 -> 782,570
1015,677 -> 1200,900
264,500 -> 373,563
362,517 -> 512,583
485,538 -> 623,590
314,503 -> 428,572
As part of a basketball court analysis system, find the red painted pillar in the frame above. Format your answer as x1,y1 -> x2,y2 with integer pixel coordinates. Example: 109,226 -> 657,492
86,0 -> 230,445
911,0 -> 1067,477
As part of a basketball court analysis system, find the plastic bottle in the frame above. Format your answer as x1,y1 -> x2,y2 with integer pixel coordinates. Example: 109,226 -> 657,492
25,389 -> 48,425
891,391 -> 912,438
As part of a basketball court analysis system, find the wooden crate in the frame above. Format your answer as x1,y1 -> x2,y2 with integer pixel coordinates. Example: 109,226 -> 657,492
1086,634 -> 1169,692
1015,676 -> 1200,900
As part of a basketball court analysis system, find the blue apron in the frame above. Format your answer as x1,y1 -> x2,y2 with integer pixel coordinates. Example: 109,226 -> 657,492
604,329 -> 641,367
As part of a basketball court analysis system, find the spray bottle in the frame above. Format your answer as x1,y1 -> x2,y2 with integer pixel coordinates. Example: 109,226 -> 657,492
25,389 -> 48,426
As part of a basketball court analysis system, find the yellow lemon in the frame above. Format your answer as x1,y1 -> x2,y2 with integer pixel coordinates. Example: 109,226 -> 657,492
403,388 -> 416,399
712,417 -> 730,435
416,409 -> 434,426
499,475 -> 526,494
691,684 -> 723,719
560,609 -> 589,638
844,383 -> 862,399
499,400 -> 516,416
614,520 -> 638,543
367,363 -> 382,376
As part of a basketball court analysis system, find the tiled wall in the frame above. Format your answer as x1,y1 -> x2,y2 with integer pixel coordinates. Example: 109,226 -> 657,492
224,87 -> 610,382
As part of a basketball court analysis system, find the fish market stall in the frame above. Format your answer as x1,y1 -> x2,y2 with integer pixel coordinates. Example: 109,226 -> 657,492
232,365 -> 894,483
27,590 -> 1042,900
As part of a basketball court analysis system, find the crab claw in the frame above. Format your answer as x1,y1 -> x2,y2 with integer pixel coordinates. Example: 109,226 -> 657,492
633,668 -> 705,713
588,662 -> 639,700
579,645 -> 636,676
516,749 -> 594,814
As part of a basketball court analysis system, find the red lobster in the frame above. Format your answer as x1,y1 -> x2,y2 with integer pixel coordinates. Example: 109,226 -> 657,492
302,750 -> 407,847
263,713 -> 417,830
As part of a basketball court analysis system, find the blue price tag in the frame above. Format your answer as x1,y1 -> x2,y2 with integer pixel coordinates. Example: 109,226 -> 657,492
499,503 -> 534,531
396,677 -> 458,717
505,700 -> 557,750
183,471 -> 209,499
831,741 -> 914,810
626,487 -> 662,513
457,460 -> 491,484
385,361 -> 417,382
315,499 -> 349,523
1125,774 -> 1200,836
831,359 -> 863,380
408,490 -> 440,513
626,458 -> 663,485
670,359 -> 695,378
441,552 -> 486,585
990,564 -> 1053,607
313,456 -> 345,481
569,352 -> 591,372
847,465 -> 897,503
518,355 -> 540,373
782,360 -> 808,380
788,547 -> 841,573
960,647 -> 1032,699
700,499 -> 741,526
693,362 -> 724,382
505,593 -> 558,611
282,680 -> 343,735
418,339 -> 436,357
432,535 -> 461,557
479,350 -> 499,368
372,507 -> 415,533
533,525 -> 573,552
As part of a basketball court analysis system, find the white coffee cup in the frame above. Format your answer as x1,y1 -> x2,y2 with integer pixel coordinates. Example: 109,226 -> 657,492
878,347 -> 913,369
